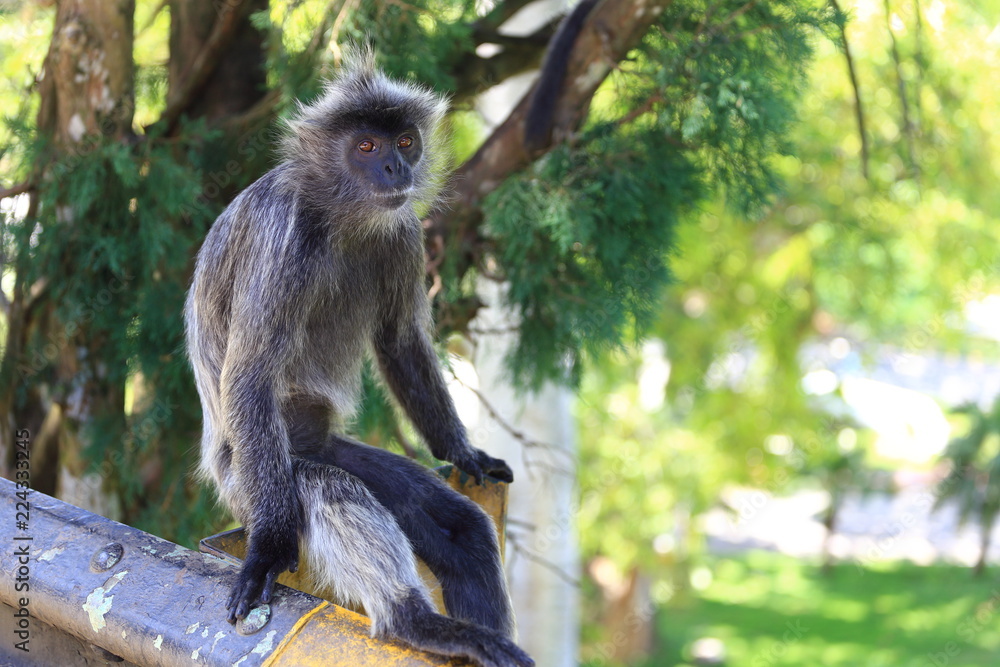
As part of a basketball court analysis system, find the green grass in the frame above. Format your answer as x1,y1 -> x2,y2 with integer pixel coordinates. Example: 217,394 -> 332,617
639,552 -> 1000,667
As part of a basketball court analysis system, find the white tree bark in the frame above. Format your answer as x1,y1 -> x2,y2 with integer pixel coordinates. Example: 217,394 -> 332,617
467,279 -> 580,667
445,4 -> 581,661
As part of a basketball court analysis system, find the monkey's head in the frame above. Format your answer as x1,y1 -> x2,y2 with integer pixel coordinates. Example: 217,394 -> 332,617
282,49 -> 449,224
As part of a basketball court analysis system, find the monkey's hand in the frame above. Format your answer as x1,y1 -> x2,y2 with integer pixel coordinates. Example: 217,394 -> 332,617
227,528 -> 299,623
449,448 -> 514,485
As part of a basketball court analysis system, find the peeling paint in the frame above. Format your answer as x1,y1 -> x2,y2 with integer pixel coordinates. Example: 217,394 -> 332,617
39,546 -> 64,562
231,629 -> 277,667
250,630 -> 277,657
211,630 -> 227,653
192,647 -> 201,661
82,570 -> 128,632
141,544 -> 159,555
186,622 -> 201,635
202,627 -> 209,638
153,634 -> 164,650
166,546 -> 188,559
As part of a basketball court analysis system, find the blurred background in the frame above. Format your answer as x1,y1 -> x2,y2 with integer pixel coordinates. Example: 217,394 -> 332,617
1,0 -> 998,665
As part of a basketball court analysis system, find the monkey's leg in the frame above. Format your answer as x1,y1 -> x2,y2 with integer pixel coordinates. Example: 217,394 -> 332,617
303,436 -> 516,638
293,458 -> 533,667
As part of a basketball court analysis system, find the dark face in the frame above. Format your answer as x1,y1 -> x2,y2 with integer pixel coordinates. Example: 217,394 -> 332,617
346,127 -> 423,209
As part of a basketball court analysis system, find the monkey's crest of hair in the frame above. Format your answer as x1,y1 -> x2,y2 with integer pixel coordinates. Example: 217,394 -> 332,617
280,49 -> 450,225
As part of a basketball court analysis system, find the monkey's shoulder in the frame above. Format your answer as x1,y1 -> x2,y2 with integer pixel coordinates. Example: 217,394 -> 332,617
212,167 -> 331,260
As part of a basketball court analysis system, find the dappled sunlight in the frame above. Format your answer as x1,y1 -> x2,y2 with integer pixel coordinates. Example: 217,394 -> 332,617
704,483 -> 1000,569
705,488 -> 829,558
840,377 -> 951,463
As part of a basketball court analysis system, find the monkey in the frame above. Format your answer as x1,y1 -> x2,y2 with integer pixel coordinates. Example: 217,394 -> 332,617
523,0 -> 599,153
184,50 -> 534,667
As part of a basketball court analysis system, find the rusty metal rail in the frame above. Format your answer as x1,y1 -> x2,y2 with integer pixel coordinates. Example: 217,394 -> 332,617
0,471 -> 505,666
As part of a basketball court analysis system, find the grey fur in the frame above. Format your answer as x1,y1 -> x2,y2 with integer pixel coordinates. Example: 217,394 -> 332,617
184,51 -> 532,667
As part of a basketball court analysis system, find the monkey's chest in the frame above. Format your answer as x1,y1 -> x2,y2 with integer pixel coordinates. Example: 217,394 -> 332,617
283,277 -> 388,417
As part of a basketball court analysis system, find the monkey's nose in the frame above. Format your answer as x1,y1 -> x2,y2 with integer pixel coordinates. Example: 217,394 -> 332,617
379,159 -> 411,189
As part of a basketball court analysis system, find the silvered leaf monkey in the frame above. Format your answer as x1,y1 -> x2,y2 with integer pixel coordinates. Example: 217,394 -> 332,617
184,50 -> 533,667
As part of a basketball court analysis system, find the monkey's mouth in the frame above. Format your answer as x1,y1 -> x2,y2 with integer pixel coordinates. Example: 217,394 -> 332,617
375,190 -> 410,209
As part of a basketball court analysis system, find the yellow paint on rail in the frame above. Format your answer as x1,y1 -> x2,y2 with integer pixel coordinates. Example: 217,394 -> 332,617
264,602 -> 468,666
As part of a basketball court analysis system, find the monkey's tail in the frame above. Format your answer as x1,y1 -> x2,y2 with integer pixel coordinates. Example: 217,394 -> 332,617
294,458 -> 428,635
523,0 -> 600,153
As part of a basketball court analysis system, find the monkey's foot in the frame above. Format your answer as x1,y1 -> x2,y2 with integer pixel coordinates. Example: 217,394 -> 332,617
227,534 -> 299,623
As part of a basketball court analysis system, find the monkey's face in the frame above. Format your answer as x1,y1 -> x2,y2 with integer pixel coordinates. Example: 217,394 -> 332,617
346,127 -> 424,209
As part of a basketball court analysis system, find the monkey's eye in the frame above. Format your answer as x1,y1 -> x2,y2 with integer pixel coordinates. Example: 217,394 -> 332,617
358,140 -> 376,153
397,136 -> 414,149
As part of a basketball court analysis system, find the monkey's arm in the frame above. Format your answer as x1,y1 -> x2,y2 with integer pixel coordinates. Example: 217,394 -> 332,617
375,319 -> 514,484
219,285 -> 303,621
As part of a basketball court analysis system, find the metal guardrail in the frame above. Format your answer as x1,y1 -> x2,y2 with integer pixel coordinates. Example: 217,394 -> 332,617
0,469 -> 507,666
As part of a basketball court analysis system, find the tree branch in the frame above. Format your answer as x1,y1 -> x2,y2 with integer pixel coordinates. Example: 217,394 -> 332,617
0,182 -> 33,200
154,0 -> 252,134
426,0 -> 670,279
472,0 -> 538,35
884,0 -> 918,179
138,0 -> 168,36
507,531 -> 580,586
451,30 -> 553,106
829,0 -> 870,181
448,368 -> 572,462
451,11 -> 563,107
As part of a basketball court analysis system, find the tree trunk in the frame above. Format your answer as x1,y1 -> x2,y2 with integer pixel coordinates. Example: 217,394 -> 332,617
974,517 -> 993,577
821,495 -> 840,576
471,278 -> 580,666
3,0 -> 137,516
37,0 -> 135,143
166,0 -> 268,130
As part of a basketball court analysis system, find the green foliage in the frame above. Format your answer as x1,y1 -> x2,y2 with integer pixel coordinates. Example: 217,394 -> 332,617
254,0 -> 476,95
608,552 -> 1000,667
2,126 -> 225,543
576,0 -> 1000,573
936,399 -> 1000,530
343,0 -> 475,90
486,128 -> 696,387
643,0 -> 826,215
483,0 -> 828,388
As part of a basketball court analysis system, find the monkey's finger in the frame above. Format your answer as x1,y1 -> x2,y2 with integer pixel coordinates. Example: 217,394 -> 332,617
227,570 -> 265,622
470,466 -> 485,485
480,454 -> 514,483
455,457 -> 485,484
227,587 -> 252,623
487,462 -> 514,483
260,567 -> 282,604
